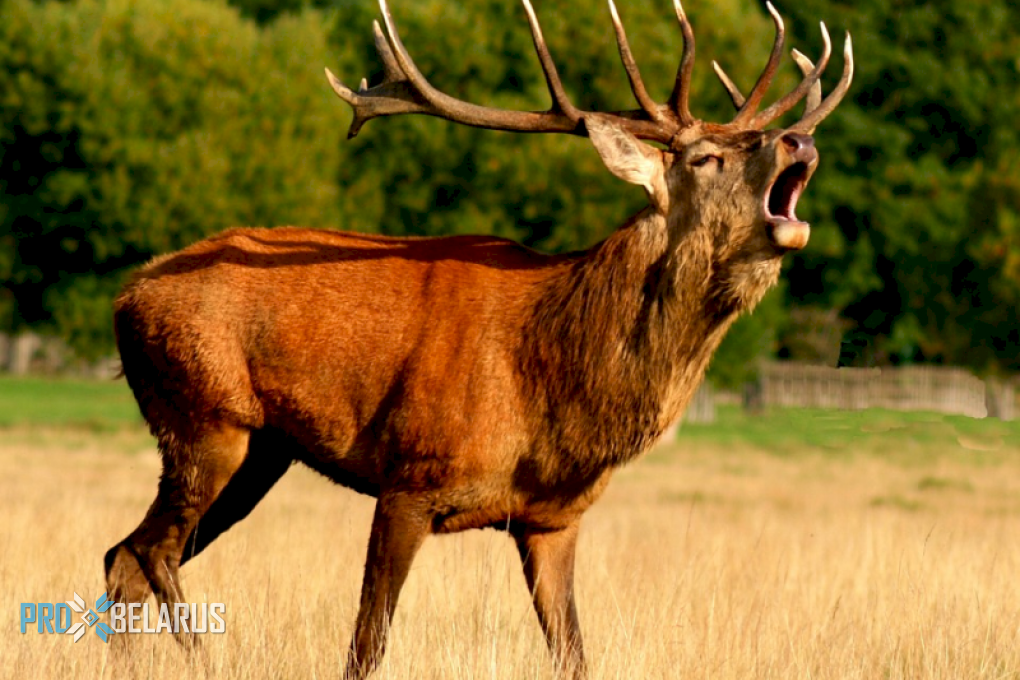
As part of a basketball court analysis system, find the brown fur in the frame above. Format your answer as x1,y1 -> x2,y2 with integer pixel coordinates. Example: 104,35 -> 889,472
105,124 -> 818,678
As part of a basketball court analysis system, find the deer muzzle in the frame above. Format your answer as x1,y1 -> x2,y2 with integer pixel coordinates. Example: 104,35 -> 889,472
765,133 -> 819,251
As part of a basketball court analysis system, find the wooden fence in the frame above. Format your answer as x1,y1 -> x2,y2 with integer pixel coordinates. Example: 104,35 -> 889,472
760,363 -> 1016,420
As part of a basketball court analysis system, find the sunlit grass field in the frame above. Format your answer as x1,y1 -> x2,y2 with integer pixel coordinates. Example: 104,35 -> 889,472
0,375 -> 140,429
3,376 -> 1020,679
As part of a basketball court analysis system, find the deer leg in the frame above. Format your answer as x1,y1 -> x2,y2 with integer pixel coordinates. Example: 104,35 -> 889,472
105,422 -> 250,647
344,493 -> 432,679
180,429 -> 292,567
514,521 -> 587,680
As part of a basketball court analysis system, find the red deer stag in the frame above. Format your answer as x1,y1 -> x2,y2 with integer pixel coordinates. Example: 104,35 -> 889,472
105,0 -> 852,676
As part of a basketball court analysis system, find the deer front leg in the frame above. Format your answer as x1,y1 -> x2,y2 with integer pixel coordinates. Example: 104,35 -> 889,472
344,492 -> 431,679
514,520 -> 587,680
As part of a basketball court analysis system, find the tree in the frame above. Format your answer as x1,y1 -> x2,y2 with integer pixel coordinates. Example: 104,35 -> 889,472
1,0 -> 343,358
777,0 -> 1020,372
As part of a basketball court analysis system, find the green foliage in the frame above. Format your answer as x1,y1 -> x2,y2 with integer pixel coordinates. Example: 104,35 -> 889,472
0,0 -> 342,356
226,0 -> 332,25
777,0 -> 1020,373
44,274 -> 119,361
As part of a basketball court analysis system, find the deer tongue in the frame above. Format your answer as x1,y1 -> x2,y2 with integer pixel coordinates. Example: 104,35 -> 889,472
765,161 -> 811,250
768,219 -> 810,250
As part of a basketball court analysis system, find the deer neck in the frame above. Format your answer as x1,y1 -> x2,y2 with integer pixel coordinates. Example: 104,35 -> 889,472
520,208 -> 743,471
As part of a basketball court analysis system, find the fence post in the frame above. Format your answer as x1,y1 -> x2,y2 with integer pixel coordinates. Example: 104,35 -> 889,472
0,333 -> 9,373
8,332 -> 42,375
684,382 -> 716,424
986,378 -> 1016,422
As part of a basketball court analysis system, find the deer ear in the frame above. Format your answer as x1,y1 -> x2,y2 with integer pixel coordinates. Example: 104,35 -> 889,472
585,115 -> 669,213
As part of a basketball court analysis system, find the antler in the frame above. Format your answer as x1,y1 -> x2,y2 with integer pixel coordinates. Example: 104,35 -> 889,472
327,0 -> 681,144
667,0 -> 697,127
607,0 -> 661,124
731,2 -> 786,125
326,0 -> 853,144
712,7 -> 853,131
788,35 -> 854,133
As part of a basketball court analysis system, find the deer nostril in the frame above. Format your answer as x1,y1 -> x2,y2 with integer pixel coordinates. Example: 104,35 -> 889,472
781,133 -> 815,153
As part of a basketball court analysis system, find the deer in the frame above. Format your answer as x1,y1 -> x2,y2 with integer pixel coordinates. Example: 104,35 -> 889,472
104,0 -> 852,677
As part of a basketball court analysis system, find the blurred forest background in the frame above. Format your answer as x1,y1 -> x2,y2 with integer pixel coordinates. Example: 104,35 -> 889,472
1,0 -> 1019,388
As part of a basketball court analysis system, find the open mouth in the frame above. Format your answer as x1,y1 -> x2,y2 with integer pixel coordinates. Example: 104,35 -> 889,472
765,161 -> 811,250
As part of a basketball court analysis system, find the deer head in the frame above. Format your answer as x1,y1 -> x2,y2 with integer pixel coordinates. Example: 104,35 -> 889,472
326,0 -> 853,311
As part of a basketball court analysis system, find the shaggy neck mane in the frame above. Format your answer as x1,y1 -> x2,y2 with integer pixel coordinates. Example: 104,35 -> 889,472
519,208 -> 744,477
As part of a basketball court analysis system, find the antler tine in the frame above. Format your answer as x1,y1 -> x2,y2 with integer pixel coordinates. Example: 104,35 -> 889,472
323,19 -> 409,138
376,0 -> 443,108
749,21 -> 831,128
790,49 -> 822,115
521,0 -> 580,119
608,0 -> 662,123
324,69 -> 375,139
790,33 -> 853,134
668,0 -> 697,126
324,2 -> 440,139
372,19 -> 404,83
732,2 -> 785,124
712,61 -> 745,109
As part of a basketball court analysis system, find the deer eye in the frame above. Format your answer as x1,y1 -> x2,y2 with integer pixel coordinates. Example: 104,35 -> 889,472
690,154 -> 723,169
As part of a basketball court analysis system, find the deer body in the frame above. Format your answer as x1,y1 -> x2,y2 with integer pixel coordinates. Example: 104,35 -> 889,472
105,2 -> 853,677
116,209 -> 740,525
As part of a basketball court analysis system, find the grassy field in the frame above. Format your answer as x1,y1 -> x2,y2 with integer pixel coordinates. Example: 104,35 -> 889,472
0,375 -> 142,429
3,377 -> 1020,679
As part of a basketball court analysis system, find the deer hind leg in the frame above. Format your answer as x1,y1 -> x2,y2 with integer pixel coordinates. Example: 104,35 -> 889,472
104,422 -> 251,646
180,429 -> 292,567
514,521 -> 587,680
344,493 -> 432,679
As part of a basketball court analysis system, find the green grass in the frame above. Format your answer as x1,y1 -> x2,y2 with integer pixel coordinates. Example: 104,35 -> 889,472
0,375 -> 142,430
674,405 -> 1020,463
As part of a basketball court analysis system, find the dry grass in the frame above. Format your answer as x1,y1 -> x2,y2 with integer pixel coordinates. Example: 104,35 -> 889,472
4,419 -> 1020,680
